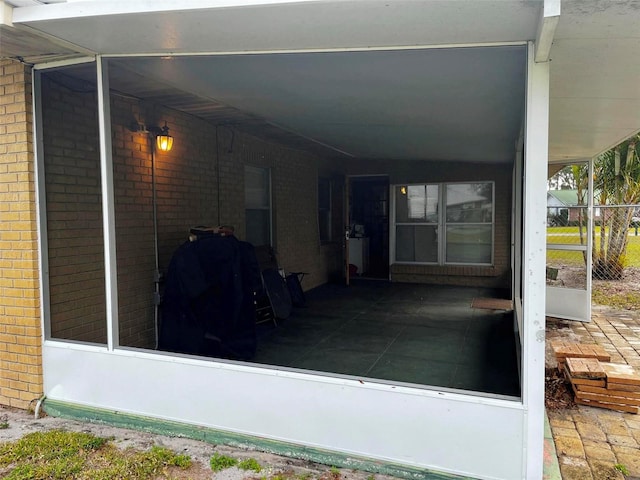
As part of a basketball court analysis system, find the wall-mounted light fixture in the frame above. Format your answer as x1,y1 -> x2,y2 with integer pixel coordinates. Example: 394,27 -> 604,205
154,122 -> 173,152
400,186 -> 407,195
131,121 -> 174,152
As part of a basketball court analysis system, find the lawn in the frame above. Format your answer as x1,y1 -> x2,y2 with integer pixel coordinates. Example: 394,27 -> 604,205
547,226 -> 640,268
546,226 -> 640,311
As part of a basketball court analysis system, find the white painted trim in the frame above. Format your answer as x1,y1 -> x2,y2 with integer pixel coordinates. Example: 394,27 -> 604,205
32,69 -> 51,342
521,41 -> 549,480
32,56 -> 96,70
13,0 -> 331,21
10,22 -> 96,57
546,244 -> 587,251
545,158 -> 592,322
92,41 -> 529,58
96,57 -> 119,350
0,0 -> 13,26
534,0 -> 560,63
546,287 -> 590,322
513,127 -> 524,341
586,157 -> 594,321
43,342 -> 526,479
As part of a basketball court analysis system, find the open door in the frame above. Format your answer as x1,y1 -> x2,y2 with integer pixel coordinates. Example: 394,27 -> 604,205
347,176 -> 390,280
545,160 -> 593,321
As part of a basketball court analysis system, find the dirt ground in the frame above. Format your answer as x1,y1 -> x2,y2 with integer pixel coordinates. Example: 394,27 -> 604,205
544,318 -> 579,411
0,406 -> 395,480
548,265 -> 639,293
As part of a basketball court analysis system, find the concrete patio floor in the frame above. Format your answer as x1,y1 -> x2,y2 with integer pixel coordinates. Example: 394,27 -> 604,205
545,306 -> 640,480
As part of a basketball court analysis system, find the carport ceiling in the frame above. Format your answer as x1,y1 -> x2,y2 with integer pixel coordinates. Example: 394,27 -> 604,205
105,47 -> 525,163
9,1 -> 640,163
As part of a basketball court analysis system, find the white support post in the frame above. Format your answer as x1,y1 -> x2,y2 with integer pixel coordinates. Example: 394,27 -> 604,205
522,41 -> 549,480
96,57 -> 119,350
32,69 -> 51,342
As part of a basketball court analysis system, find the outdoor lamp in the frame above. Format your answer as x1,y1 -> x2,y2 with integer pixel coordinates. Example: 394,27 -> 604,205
156,122 -> 173,152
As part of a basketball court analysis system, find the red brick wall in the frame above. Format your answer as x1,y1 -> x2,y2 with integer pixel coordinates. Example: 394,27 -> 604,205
0,60 -> 43,408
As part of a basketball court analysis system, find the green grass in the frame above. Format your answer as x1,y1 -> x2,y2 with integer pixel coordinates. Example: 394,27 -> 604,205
614,463 -> 630,476
0,430 -> 193,480
238,457 -> 262,472
210,453 -> 238,472
592,287 -> 640,311
547,227 -> 640,268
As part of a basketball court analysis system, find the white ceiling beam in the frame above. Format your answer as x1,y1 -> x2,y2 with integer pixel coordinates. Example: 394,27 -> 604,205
534,0 -> 560,63
1,1 -> 14,26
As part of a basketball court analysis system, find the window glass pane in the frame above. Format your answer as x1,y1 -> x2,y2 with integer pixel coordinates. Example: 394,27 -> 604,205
319,210 -> 331,242
446,183 -> 492,223
395,185 -> 438,223
246,209 -> 270,246
245,166 -> 269,208
446,225 -> 492,264
396,225 -> 438,262
318,178 -> 330,209
42,64 -> 107,345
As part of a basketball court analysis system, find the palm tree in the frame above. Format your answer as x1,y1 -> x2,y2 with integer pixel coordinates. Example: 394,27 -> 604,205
592,135 -> 640,279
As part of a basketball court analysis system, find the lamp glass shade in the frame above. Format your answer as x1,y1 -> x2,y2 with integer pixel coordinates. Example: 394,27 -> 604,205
156,134 -> 173,152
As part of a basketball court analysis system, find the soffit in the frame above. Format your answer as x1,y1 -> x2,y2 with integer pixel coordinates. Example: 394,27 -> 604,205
548,0 -> 640,162
8,0 -> 640,164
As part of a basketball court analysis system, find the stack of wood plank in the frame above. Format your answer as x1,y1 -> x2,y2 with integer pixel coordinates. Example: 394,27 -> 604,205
551,341 -> 640,414
551,340 -> 611,371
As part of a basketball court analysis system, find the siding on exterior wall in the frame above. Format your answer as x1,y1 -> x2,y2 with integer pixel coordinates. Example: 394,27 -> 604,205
347,159 -> 512,288
0,60 -> 43,409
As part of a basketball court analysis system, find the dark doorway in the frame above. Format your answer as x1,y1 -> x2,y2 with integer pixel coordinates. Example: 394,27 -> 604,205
348,176 -> 390,279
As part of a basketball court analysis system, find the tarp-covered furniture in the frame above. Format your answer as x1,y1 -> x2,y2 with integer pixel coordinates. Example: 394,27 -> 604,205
158,233 -> 262,360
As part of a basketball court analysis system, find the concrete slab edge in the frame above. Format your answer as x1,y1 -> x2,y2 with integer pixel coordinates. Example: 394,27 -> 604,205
543,410 -> 562,480
43,399 -> 474,480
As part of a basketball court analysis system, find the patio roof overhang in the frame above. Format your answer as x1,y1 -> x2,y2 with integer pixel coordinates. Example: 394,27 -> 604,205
3,0 -> 639,164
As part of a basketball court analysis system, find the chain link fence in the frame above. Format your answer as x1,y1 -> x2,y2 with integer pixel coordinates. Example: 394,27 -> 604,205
546,205 -> 588,290
546,204 -> 640,290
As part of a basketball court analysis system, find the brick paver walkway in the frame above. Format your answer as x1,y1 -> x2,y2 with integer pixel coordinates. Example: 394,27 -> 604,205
546,306 -> 640,480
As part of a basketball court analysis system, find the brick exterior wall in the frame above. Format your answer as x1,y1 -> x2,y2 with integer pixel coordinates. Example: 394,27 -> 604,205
0,59 -> 514,408
0,60 -> 43,409
347,159 -> 512,288
41,74 -> 107,344
39,72 -> 343,350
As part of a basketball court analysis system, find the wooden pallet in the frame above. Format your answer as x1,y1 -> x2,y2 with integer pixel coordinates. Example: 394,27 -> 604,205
562,356 -> 640,414
575,397 -> 639,414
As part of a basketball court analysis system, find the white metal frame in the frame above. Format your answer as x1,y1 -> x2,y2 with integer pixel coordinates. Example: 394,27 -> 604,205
32,41 -> 549,479
244,164 -> 273,247
32,56 -> 98,346
545,159 -> 593,322
521,41 -> 549,480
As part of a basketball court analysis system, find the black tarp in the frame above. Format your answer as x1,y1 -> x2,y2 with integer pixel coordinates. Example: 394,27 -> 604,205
158,235 -> 262,360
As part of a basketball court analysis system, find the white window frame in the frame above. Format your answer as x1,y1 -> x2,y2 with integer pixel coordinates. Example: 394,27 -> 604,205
318,176 -> 332,243
244,165 -> 272,247
391,181 -> 495,266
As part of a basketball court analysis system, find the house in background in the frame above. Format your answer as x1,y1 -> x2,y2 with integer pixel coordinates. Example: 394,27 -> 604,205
1,1 -> 640,479
547,189 -> 583,224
